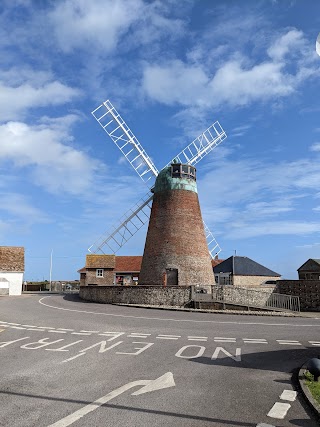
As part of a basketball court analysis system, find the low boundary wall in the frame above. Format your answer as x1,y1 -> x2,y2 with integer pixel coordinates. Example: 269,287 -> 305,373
276,280 -> 320,311
79,285 -> 191,307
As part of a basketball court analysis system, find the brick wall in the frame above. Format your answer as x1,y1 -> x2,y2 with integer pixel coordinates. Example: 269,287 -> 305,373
276,280 -> 320,311
0,246 -> 24,271
85,269 -> 114,286
80,285 -> 191,307
139,189 -> 214,286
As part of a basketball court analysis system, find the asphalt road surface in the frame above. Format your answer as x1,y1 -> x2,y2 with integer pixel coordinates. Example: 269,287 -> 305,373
0,293 -> 320,427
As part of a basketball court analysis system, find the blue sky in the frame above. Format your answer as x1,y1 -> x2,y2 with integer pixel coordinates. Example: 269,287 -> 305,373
1,0 -> 320,281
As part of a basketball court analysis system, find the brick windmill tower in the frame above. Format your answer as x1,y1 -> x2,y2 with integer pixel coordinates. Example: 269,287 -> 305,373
89,100 -> 227,286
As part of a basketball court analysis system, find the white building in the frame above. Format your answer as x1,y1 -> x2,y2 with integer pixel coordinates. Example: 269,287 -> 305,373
0,246 -> 24,296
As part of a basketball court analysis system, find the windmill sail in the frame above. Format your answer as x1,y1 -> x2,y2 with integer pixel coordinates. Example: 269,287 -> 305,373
92,100 -> 158,187
88,193 -> 153,254
168,122 -> 226,167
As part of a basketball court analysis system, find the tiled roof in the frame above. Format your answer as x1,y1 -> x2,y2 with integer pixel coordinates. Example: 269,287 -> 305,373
213,256 -> 281,277
115,256 -> 142,272
86,254 -> 115,268
211,258 -> 224,268
297,259 -> 320,271
0,246 -> 24,272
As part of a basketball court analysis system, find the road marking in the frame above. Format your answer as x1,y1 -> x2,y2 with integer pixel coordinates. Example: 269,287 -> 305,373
276,340 -> 302,345
38,296 -> 320,327
48,372 -> 175,426
80,330 -> 99,333
6,322 -> 21,325
27,328 -> 46,332
62,353 -> 86,363
22,325 -> 39,328
187,336 -> 208,341
98,332 -> 125,341
211,347 -> 241,362
309,341 -> 320,346
267,402 -> 291,419
9,326 -> 26,330
214,337 -> 236,343
46,340 -> 83,352
0,329 -> 5,333
71,332 -> 92,336
57,328 -> 74,332
280,390 -> 297,401
127,334 -> 150,338
48,330 -> 67,334
37,326 -> 56,329
243,338 -> 268,344
156,335 -> 180,340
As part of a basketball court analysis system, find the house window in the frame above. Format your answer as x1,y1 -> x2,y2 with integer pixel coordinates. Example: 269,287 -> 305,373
96,269 -> 103,278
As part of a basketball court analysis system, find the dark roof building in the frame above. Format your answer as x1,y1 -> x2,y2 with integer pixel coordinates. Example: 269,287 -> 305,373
297,259 -> 320,280
213,256 -> 281,287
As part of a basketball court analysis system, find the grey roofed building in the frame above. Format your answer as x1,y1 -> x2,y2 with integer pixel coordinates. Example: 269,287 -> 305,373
297,259 -> 320,280
213,256 -> 281,287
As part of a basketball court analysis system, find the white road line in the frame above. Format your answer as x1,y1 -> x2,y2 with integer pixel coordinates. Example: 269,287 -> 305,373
6,322 -> 21,325
39,296 -> 320,327
243,339 -> 268,344
61,353 -> 86,363
280,390 -> 297,402
187,338 -> 207,341
9,326 -> 26,330
22,325 -> 38,328
267,402 -> 291,419
37,326 -> 55,329
309,341 -> 320,346
156,336 -> 179,340
57,328 -> 75,331
214,338 -> 236,342
127,335 -> 149,338
157,334 -> 181,337
79,330 -> 99,333
256,423 -> 275,427
276,340 -> 302,345
27,328 -> 46,332
48,330 -> 67,334
188,336 -> 208,339
130,332 -> 151,337
71,332 -> 92,336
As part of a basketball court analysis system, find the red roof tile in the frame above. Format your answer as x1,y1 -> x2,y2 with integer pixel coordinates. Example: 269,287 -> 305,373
115,256 -> 142,272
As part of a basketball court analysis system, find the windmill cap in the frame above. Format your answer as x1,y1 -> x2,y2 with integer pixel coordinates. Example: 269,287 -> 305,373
154,165 -> 197,194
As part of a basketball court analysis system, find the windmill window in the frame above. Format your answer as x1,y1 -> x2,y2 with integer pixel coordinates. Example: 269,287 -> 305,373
96,269 -> 103,278
171,164 -> 196,180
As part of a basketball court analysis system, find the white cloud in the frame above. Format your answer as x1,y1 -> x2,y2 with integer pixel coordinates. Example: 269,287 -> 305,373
142,29 -> 319,111
267,29 -> 304,60
0,192 -> 49,223
0,68 -> 80,122
49,0 -> 143,53
310,142 -> 320,152
227,221 -> 320,239
0,119 -> 101,195
48,0 -> 185,54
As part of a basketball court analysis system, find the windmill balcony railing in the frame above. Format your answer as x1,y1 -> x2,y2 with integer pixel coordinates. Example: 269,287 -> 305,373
191,285 -> 300,313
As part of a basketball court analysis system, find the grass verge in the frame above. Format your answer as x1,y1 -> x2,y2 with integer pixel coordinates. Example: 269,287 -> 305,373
304,371 -> 320,404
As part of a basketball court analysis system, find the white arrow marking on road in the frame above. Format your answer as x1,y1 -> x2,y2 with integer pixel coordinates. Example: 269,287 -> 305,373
47,372 -> 175,427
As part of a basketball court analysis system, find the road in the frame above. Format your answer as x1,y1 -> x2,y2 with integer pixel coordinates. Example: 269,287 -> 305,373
0,293 -> 319,427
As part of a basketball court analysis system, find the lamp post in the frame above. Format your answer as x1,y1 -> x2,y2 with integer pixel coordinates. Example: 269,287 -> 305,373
49,249 -> 53,291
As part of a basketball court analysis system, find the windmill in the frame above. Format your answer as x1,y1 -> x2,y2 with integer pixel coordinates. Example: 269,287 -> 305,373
89,100 -> 227,286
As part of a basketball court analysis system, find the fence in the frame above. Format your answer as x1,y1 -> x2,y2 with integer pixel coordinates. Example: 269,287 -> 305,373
191,285 -> 300,312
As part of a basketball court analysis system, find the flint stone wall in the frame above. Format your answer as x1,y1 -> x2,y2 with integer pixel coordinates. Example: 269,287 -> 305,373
79,285 -> 191,307
276,280 -> 320,311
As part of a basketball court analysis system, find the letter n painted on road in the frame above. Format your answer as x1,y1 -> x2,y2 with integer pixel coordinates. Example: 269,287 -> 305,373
211,347 -> 241,362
